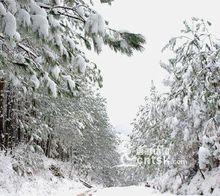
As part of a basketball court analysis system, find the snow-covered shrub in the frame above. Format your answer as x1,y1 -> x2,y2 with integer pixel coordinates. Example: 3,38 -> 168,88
11,145 -> 45,176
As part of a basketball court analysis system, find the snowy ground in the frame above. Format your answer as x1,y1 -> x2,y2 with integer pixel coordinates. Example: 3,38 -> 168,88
1,149 -> 218,196
0,150 -> 89,196
90,186 -> 175,196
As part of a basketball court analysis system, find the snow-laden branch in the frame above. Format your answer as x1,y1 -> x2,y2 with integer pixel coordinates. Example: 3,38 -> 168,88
0,33 -> 38,58
38,3 -> 86,23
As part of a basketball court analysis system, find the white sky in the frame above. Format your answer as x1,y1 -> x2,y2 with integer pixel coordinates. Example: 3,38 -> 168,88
92,0 -> 220,132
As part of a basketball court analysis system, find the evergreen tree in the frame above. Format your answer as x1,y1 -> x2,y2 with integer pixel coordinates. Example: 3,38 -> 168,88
0,0 -> 145,96
131,18 -> 220,186
0,0 -> 145,185
161,18 -> 220,173
131,82 -> 170,177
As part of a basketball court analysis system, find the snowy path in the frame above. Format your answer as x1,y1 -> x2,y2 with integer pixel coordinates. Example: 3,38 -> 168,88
88,186 -> 175,196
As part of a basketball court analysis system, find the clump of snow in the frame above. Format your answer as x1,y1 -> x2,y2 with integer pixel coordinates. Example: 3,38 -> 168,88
120,40 -> 129,50
183,128 -> 190,141
183,95 -> 189,111
55,0 -> 64,6
44,47 -> 58,61
31,74 -> 40,89
93,36 -> 104,53
76,6 -> 85,18
63,75 -> 75,92
44,73 -> 57,97
30,0 -> 49,38
17,9 -> 31,27
51,65 -> 61,80
198,137 -> 212,170
48,15 -> 60,28
0,3 -> 6,16
30,1 -> 47,17
66,37 -> 76,50
35,56 -> 44,64
6,0 -> 17,14
72,55 -> 87,74
170,117 -> 179,138
32,14 -> 49,38
54,34 -> 68,56
213,136 -> 220,160
9,73 -> 21,87
14,32 -> 21,41
3,12 -> 17,38
85,13 -> 105,36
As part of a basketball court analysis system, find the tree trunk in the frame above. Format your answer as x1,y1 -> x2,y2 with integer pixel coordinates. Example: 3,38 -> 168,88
46,134 -> 52,158
5,84 -> 14,153
0,79 -> 5,150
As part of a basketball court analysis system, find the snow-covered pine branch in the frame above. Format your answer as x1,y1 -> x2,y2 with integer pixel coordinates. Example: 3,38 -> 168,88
0,0 -> 145,97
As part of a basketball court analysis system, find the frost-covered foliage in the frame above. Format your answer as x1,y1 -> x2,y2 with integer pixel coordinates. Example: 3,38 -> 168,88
131,18 -> 220,194
150,167 -> 220,195
0,0 -> 145,96
131,82 -> 171,177
11,85 -> 120,186
0,0 -> 145,188
160,18 -> 220,173
48,90 -> 120,186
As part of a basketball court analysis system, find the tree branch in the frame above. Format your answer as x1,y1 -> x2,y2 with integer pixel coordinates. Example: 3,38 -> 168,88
39,3 -> 86,23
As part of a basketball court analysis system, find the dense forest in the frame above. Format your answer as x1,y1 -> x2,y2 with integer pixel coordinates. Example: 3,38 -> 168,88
0,0 -> 145,192
0,0 -> 219,196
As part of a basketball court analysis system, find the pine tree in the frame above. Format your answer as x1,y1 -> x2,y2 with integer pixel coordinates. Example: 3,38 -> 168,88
0,0 -> 145,183
131,82 -> 170,177
0,0 -> 145,97
161,18 -> 220,173
131,18 -> 220,188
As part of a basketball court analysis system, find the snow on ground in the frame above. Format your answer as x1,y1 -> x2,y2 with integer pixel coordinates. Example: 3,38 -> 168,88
183,167 -> 220,195
1,147 -> 218,196
92,186 -> 175,196
0,150 -> 89,196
